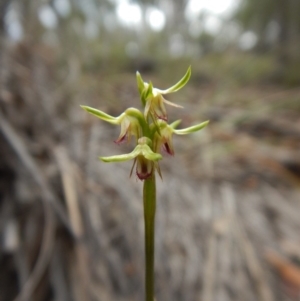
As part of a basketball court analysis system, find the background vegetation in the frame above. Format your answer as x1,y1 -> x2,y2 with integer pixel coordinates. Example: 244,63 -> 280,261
0,0 -> 300,300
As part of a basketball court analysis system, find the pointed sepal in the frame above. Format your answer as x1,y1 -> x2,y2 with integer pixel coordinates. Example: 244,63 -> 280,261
80,105 -> 120,124
173,120 -> 209,135
156,66 -> 191,94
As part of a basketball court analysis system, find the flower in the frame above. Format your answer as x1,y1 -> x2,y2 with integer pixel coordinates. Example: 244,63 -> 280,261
100,137 -> 162,180
81,66 -> 209,181
134,155 -> 158,180
153,120 -> 176,156
114,113 -> 141,144
153,119 -> 210,156
136,66 -> 191,121
80,106 -> 144,144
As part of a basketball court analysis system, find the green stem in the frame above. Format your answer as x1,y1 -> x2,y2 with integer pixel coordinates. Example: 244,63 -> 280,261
143,173 -> 156,301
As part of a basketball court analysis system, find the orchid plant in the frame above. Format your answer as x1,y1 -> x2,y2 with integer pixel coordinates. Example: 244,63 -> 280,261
81,67 -> 208,301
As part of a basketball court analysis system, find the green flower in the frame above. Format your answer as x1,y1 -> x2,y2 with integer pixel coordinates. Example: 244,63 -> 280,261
153,119 -> 209,156
81,106 -> 144,144
136,66 -> 191,121
101,137 -> 162,180
81,66 -> 209,181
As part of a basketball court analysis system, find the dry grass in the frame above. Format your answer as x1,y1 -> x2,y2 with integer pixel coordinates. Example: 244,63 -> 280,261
0,41 -> 300,301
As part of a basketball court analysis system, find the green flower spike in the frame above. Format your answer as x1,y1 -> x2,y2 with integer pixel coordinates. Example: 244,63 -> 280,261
101,137 -> 162,180
81,66 -> 209,301
153,119 -> 209,156
80,106 -> 145,144
136,66 -> 191,121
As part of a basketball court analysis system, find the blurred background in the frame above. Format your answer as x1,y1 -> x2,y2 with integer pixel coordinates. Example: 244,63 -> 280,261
0,0 -> 300,300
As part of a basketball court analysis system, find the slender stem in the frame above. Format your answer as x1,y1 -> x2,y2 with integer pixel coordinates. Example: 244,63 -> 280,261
143,173 -> 156,301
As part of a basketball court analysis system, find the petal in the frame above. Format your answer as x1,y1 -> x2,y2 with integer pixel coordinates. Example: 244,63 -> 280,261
144,99 -> 151,119
144,94 -> 168,121
151,95 -> 167,120
141,82 -> 154,106
162,96 -> 184,109
114,117 -> 130,144
162,141 -> 174,156
114,131 -> 128,144
160,127 -> 175,155
153,101 -> 167,121
145,81 -> 154,98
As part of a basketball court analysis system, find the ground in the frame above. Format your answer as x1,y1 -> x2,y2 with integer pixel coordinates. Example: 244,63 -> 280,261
0,41 -> 300,301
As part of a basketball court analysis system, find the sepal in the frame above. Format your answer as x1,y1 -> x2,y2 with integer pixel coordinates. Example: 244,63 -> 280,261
80,105 -> 119,124
173,120 -> 209,135
136,71 -> 145,95
155,66 -> 191,94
